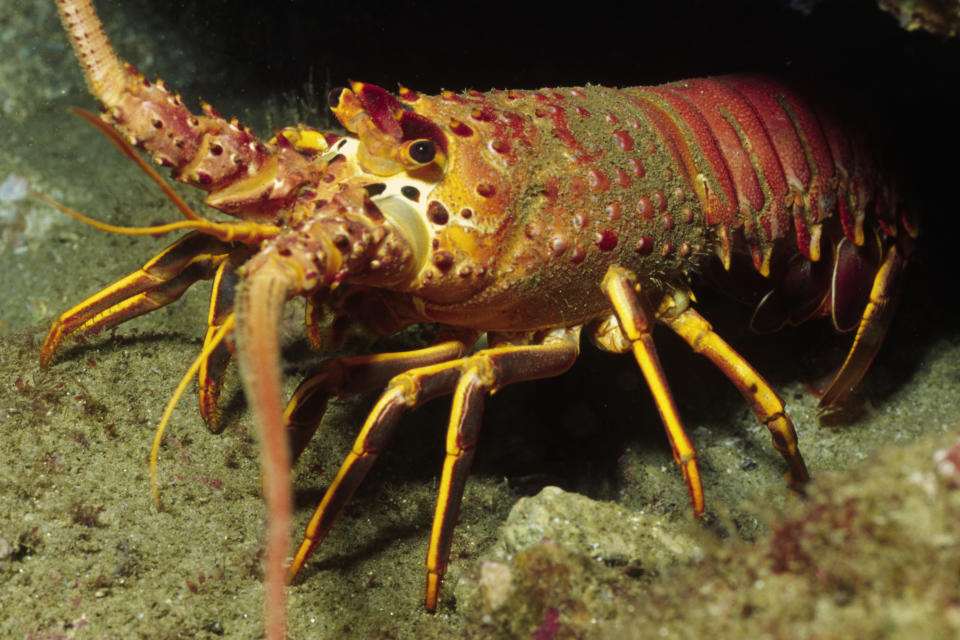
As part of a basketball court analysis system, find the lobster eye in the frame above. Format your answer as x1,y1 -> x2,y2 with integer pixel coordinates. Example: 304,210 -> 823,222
328,87 -> 346,108
408,139 -> 436,164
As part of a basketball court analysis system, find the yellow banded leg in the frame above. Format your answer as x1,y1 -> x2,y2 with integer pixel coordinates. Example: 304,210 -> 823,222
41,231 -> 232,365
197,256 -> 246,432
287,360 -> 469,582
601,265 -> 704,515
819,245 -> 906,407
661,306 -> 810,489
283,336 -> 475,466
425,334 -> 580,611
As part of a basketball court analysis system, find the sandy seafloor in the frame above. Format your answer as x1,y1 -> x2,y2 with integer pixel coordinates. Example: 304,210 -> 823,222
2,1 -> 960,638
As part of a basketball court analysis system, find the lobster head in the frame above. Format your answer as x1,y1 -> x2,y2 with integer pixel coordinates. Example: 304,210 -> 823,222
316,82 -> 526,304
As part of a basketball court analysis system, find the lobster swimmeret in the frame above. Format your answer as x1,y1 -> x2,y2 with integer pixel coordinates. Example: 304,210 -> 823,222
46,0 -> 916,637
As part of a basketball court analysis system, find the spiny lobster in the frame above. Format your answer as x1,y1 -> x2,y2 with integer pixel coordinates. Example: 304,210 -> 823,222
43,0 -> 915,637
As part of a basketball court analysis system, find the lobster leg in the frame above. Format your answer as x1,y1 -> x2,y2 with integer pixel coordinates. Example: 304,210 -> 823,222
601,265 -> 704,515
818,244 -> 908,407
286,333 -> 580,610
41,231 -> 233,366
425,333 -> 580,611
283,337 -> 475,465
660,305 -> 810,488
287,359 -> 473,582
197,256 -> 246,432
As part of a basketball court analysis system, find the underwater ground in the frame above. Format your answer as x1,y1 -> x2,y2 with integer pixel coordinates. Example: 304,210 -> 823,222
2,1 -> 960,638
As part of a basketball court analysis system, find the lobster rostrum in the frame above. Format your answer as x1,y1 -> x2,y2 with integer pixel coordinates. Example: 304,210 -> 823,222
45,1 -> 916,637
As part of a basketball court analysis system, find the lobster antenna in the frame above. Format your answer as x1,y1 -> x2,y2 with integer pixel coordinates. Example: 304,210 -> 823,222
55,0 -> 127,105
70,108 -> 205,222
149,314 -> 236,508
30,188 -> 280,244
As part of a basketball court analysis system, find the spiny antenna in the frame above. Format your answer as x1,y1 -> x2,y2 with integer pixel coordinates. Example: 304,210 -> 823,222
55,0 -> 128,106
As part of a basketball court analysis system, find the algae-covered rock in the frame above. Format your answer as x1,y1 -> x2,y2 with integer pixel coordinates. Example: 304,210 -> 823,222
457,432 -> 960,640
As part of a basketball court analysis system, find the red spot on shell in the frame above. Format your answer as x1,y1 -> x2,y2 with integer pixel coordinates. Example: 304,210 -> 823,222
543,179 -> 560,204
660,241 -> 674,257
570,88 -> 587,98
595,230 -> 618,251
636,196 -> 653,220
432,251 -> 455,271
628,158 -> 645,179
450,119 -> 473,137
575,106 -> 591,118
652,190 -> 667,212
491,139 -> 510,154
606,201 -> 622,221
635,236 -> 654,255
613,168 -> 631,188
573,211 -> 589,228
476,183 -> 496,197
661,214 -> 675,231
398,87 -> 419,101
588,169 -> 610,191
646,140 -> 656,155
681,206 -> 694,224
680,242 -> 692,257
460,207 -> 473,219
569,246 -> 586,263
427,201 -> 449,225
471,108 -> 494,122
604,112 -> 619,124
673,187 -> 686,202
627,117 -> 641,129
614,130 -> 634,152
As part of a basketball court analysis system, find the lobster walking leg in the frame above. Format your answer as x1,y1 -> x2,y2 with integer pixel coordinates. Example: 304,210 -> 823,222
283,337 -> 475,465
286,358 -> 468,583
661,306 -> 809,487
41,232 -> 233,366
602,266 -> 704,515
197,257 -> 244,432
425,334 -> 580,610
286,333 -> 580,608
